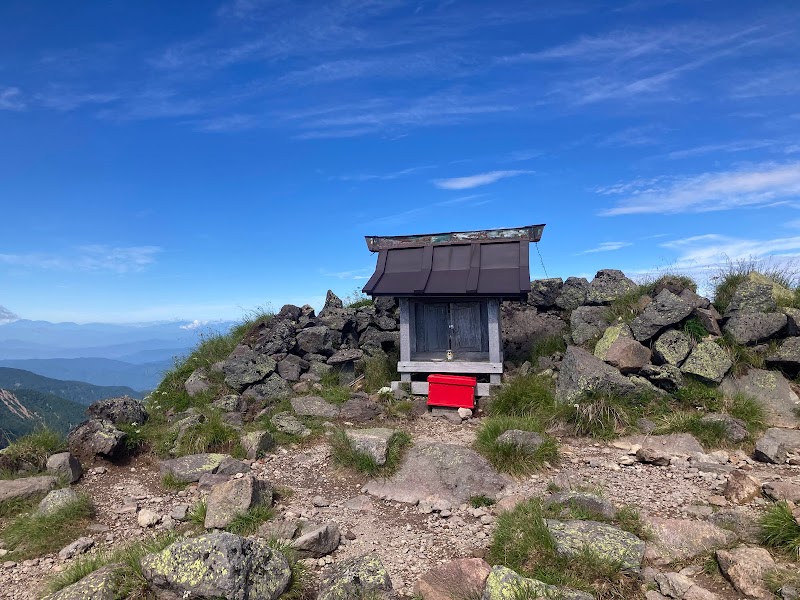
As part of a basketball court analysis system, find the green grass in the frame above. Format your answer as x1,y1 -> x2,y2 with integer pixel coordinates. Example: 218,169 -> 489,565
682,317 -> 706,342
1,427 -> 66,473
330,428 -> 411,476
1,492 -> 93,560
118,423 -> 146,453
487,374 -> 558,420
0,496 -> 38,518
765,567 -> 800,595
470,495 -> 496,508
673,379 -> 723,411
173,411 -> 239,456
264,538 -> 311,600
715,334 -> 765,376
361,351 -> 399,393
160,473 -> 190,491
187,498 -> 207,528
728,392 -> 766,433
226,504 -> 274,535
604,284 -> 650,323
343,287 -> 374,309
656,412 -> 729,448
487,498 -> 636,599
760,501 -> 800,559
475,416 -> 559,475
530,334 -> 567,364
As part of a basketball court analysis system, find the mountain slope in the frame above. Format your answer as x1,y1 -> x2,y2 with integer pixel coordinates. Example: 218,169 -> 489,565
0,388 -> 86,446
0,359 -> 168,391
0,367 -> 144,404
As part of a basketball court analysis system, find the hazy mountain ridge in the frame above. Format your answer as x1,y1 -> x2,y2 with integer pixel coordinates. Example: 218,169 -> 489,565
0,367 -> 144,404
0,387 -> 86,446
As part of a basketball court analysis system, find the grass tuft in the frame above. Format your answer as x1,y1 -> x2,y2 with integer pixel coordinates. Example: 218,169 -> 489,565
761,501 -> 800,558
226,504 -> 274,535
264,538 -> 312,600
187,498 -> 207,528
530,334 -> 567,365
716,335 -> 765,376
174,411 -> 238,456
712,257 -> 799,314
475,416 -> 559,475
488,374 -> 557,419
360,350 -> 399,393
330,429 -> 411,476
682,317 -> 707,342
160,473 -> 190,491
470,495 -> 496,508
604,285 -> 650,323
1,428 -> 66,474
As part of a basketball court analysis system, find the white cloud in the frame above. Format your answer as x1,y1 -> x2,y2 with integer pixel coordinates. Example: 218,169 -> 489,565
333,165 -> 436,182
434,170 -> 533,190
577,242 -> 632,254
180,319 -> 210,330
320,268 -> 372,281
0,245 -> 162,273
661,234 -> 800,270
666,139 -> 779,160
0,87 -> 25,111
600,162 -> 800,215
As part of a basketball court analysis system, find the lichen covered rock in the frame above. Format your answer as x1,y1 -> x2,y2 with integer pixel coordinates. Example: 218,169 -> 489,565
556,346 -> 637,403
680,341 -> 732,384
318,553 -> 393,600
546,519 -> 645,571
482,565 -> 592,600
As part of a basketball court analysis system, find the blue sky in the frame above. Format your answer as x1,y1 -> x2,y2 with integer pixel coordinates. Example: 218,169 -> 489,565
1,0 -> 799,323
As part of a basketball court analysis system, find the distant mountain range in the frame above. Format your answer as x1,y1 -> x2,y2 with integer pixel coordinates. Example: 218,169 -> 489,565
0,367 -> 143,404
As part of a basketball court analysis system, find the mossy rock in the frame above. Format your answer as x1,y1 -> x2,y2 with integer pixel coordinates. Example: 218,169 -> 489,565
482,565 -> 592,600
545,519 -> 645,572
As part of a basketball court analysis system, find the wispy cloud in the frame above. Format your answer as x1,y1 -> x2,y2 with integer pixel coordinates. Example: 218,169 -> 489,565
577,241 -> 632,254
35,88 -> 119,111
600,162 -> 800,215
364,194 -> 492,228
732,68 -> 800,98
0,87 -> 24,111
0,245 -> 162,273
333,165 -> 436,182
434,170 -> 533,190
320,268 -> 372,280
666,139 -> 780,160
662,234 -> 800,270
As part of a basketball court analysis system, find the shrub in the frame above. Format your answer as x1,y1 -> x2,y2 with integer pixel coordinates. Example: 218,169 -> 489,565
475,416 -> 558,475
330,428 -> 411,476
761,501 -> 800,558
1,492 -> 93,560
1,427 -> 66,473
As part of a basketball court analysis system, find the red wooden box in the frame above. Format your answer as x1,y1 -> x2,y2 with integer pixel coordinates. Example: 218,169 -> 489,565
427,374 -> 477,408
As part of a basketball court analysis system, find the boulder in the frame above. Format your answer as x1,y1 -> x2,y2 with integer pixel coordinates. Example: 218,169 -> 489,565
630,290 -> 694,342
656,572 -> 694,599
555,277 -> 590,311
67,419 -> 127,460
141,532 -> 291,600
585,269 -> 638,305
654,330 -> 692,366
546,492 -> 617,520
716,546 -> 775,599
723,470 -> 762,504
782,307 -> 800,335
0,475 -> 58,503
159,453 -> 228,482
753,428 -> 800,463
640,364 -> 685,392
604,336 -> 651,373
694,307 -> 722,336
240,430 -> 274,460
276,355 -> 309,382
215,456 -> 250,477
556,346 -> 637,403
258,519 -> 300,541
482,565 -> 592,600
242,374 -> 291,401
205,474 -> 273,529
700,413 -> 749,443
708,508 -> 762,544
766,336 -> 800,376
327,348 -> 364,366
339,396 -> 383,422
58,536 -> 94,561
415,557 -> 491,600
317,553 -> 393,600
212,394 -> 242,412
296,326 -> 335,356
270,412 -> 311,437
184,369 -> 212,397
725,272 -> 791,316
46,452 -> 82,483
36,488 -> 81,516
44,564 -> 121,600
501,305 -> 566,362
680,341 -> 732,384
528,278 -> 564,308
320,290 -> 344,313
345,428 -> 397,466
636,447 -> 672,466
292,522 -> 341,558
495,430 -> 544,453
363,442 -> 505,505
643,516 -> 736,565
721,369 -> 800,428
222,349 -> 276,391
762,481 -> 800,502
546,519 -> 645,571
290,395 -> 339,418
570,306 -> 611,346
723,312 -> 787,345
86,396 -> 148,426
593,323 -> 632,361
622,433 -> 705,456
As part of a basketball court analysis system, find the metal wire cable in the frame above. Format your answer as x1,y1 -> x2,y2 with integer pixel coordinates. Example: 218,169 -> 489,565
535,241 -> 549,278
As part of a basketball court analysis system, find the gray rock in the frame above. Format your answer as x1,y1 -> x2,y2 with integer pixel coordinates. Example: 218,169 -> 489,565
716,546 -> 775,599
363,441 -> 505,505
205,474 -> 273,529
482,565 -> 592,600
622,433 -> 705,455
766,336 -> 800,375
725,273 -> 790,316
296,326 -> 334,356
58,536 -> 94,560
141,531 -> 291,600
555,277 -> 590,311
680,341 -> 732,384
782,307 -> 800,336
291,395 -> 339,418
585,269 -> 638,306
701,413 -> 749,443
546,492 -> 617,520
258,519 -> 300,541
604,336 -> 651,373
212,394 -> 242,412
67,419 -> 127,459
654,330 -> 692,366
45,564 -> 121,600
656,572 -> 694,599
86,396 -> 148,426
240,430 -> 274,460
0,475 -> 58,503
159,453 -> 228,482
594,323 -> 632,361
723,312 -> 787,345
222,349 -> 276,391
170,504 -> 189,521
546,519 -> 645,571
640,364 -> 685,392
317,553 -> 393,600
327,348 -> 364,365
721,369 -> 800,428
501,306 -> 567,362
270,412 -> 311,437
762,481 -> 800,502
198,473 -> 231,491
528,278 -> 564,308
320,290 -> 344,312
636,447 -> 671,466
694,307 -> 722,336
570,306 -> 611,345
36,488 -> 80,516
556,346 -> 637,403
339,396 -> 383,422
46,452 -> 82,483
495,430 -> 544,453
643,516 -> 736,566
242,373 -> 291,401
215,456 -> 251,477
431,406 -> 464,424
753,428 -> 800,463
708,508 -> 761,543
723,470 -> 762,504
630,290 -> 694,342
184,369 -> 212,397
415,557 -> 491,600
137,508 -> 161,528
276,355 -> 309,382
345,428 -> 397,466
292,522 -> 341,558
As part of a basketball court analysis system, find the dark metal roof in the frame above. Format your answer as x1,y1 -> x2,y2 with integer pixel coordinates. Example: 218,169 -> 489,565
362,225 -> 544,298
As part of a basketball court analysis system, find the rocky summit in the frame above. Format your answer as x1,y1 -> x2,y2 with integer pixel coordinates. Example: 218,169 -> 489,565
1,272 -> 800,600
